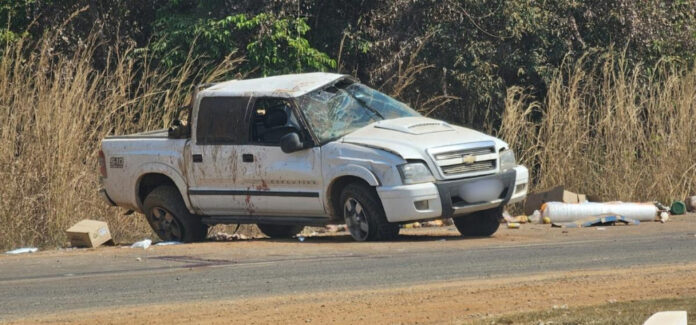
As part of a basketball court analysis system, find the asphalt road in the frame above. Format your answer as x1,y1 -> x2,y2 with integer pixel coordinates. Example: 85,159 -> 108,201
1,224 -> 695,321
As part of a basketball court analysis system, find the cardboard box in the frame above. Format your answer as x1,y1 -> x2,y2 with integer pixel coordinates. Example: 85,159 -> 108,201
523,186 -> 587,215
66,219 -> 112,248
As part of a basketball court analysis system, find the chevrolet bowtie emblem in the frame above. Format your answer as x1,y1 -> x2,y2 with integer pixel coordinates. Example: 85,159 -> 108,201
462,154 -> 476,164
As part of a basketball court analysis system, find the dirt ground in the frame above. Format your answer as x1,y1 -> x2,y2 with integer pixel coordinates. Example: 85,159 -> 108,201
8,263 -> 696,324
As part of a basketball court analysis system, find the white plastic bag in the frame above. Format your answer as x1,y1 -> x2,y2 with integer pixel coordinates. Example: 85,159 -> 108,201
130,239 -> 152,249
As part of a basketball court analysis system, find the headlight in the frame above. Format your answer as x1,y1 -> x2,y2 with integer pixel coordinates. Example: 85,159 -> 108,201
397,162 -> 435,185
500,149 -> 516,171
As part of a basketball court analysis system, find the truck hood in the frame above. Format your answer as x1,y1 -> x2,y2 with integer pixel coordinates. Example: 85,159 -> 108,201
341,116 -> 506,160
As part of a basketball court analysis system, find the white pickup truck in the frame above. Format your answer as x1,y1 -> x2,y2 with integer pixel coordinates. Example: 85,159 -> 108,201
99,73 -> 528,242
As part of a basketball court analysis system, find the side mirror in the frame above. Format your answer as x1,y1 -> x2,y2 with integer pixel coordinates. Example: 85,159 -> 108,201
280,132 -> 305,153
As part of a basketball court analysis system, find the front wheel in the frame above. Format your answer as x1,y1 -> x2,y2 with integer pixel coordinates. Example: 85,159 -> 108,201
453,207 -> 502,237
340,183 -> 399,242
143,186 -> 208,242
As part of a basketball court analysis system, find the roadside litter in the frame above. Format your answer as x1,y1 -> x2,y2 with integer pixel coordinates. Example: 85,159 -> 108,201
686,196 -> 696,212
542,202 -> 658,226
66,219 -> 112,248
643,311 -> 687,325
5,247 -> 38,255
131,239 -> 152,249
670,201 -> 686,215
524,186 -> 587,215
211,232 -> 248,241
551,215 -> 639,228
155,241 -> 182,246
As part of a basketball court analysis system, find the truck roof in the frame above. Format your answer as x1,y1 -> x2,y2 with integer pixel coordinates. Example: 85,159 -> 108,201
199,72 -> 347,98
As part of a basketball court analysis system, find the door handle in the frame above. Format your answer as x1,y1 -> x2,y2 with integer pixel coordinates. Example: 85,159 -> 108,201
242,154 -> 254,163
192,154 -> 203,163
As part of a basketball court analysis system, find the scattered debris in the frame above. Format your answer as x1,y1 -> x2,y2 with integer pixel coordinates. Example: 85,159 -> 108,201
135,257 -> 142,262
552,216 -> 639,228
503,210 -> 529,224
131,239 -> 152,249
403,222 -> 421,229
643,311 -> 687,325
507,222 -> 520,229
542,202 -> 658,224
596,227 -> 606,231
155,241 -> 182,246
529,210 -> 542,223
325,224 -> 347,233
659,211 -> 670,223
210,232 -> 248,241
524,186 -> 587,215
65,219 -> 112,248
685,196 -> 696,212
422,220 -> 444,227
297,236 -> 305,242
5,247 -> 38,255
670,201 -> 686,215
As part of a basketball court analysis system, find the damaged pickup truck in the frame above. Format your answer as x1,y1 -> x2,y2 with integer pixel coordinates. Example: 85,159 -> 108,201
99,73 -> 528,242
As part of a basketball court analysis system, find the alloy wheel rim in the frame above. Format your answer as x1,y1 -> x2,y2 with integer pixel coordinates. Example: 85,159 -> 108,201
344,197 -> 369,241
150,207 -> 183,241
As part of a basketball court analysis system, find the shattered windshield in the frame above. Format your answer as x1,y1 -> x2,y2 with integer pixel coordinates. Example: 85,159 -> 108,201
298,81 -> 420,143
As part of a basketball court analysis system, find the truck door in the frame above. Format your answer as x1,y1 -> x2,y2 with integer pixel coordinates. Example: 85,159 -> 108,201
187,96 -> 252,215
237,97 -> 325,216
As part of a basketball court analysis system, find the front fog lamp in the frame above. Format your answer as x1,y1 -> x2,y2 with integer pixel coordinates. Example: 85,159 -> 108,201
398,162 -> 435,185
500,149 -> 516,171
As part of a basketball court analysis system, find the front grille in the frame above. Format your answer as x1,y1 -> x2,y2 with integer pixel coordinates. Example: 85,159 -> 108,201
430,143 -> 498,178
434,148 -> 494,160
442,160 -> 496,175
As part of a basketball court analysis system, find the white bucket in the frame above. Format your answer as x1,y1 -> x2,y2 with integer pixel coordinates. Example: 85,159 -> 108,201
542,202 -> 658,223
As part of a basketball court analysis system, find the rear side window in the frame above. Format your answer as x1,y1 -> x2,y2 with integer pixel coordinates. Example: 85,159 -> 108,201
196,97 -> 251,144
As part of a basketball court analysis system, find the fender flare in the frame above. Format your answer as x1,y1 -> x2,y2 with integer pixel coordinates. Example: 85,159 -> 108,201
327,164 -> 380,186
132,162 -> 193,213
324,164 -> 380,215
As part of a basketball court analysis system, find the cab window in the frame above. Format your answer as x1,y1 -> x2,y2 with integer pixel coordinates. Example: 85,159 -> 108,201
196,96 -> 251,144
250,98 -> 302,145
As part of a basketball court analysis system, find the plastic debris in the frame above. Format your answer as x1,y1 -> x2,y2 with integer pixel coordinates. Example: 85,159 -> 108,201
670,201 -> 686,215
528,210 -> 542,223
552,215 -> 640,228
297,236 -> 305,242
685,196 -> 696,212
542,202 -> 658,223
136,257 -> 142,261
507,222 -> 520,229
659,211 -> 670,223
643,311 -> 687,325
130,239 -> 152,249
155,241 -> 182,246
5,247 -> 38,255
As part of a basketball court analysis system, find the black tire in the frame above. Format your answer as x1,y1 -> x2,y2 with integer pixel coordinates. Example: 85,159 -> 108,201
453,207 -> 502,237
340,182 -> 399,241
143,186 -> 207,243
257,223 -> 305,238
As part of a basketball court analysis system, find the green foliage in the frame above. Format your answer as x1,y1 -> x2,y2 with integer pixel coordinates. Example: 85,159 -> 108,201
147,10 -> 335,76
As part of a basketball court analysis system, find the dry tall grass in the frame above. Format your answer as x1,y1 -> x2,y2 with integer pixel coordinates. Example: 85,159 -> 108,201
0,32 -> 239,249
500,53 -> 696,203
1,32 -> 694,250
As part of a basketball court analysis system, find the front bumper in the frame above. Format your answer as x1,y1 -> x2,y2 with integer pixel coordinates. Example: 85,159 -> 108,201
377,166 -> 528,223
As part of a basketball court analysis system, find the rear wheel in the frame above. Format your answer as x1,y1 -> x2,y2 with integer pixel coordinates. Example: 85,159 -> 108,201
453,207 -> 502,237
257,223 -> 305,238
340,183 -> 399,241
143,186 -> 207,242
